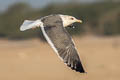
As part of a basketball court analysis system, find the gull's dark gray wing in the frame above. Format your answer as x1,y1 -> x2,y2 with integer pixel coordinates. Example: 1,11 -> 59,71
41,15 -> 85,73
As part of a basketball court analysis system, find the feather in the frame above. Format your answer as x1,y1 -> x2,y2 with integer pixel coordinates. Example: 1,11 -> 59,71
20,20 -> 42,31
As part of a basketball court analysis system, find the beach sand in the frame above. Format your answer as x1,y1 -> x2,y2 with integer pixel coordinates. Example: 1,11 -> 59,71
0,36 -> 120,80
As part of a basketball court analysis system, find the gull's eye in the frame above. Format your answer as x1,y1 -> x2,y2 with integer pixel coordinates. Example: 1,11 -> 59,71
71,18 -> 74,20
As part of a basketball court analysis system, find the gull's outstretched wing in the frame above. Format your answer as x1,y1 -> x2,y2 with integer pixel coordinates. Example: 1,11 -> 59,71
41,17 -> 85,73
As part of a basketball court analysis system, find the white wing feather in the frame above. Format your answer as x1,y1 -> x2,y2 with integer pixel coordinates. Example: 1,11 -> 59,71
20,20 -> 42,31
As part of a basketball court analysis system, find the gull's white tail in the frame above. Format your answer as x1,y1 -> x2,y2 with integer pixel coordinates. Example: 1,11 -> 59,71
20,20 -> 42,31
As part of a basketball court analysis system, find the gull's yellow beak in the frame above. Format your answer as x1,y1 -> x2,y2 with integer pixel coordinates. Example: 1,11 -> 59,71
76,19 -> 82,23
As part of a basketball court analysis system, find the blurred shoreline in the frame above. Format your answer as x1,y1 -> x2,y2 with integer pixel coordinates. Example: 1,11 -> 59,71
0,36 -> 120,80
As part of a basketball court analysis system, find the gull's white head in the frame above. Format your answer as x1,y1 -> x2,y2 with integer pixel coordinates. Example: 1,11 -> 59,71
59,15 -> 82,27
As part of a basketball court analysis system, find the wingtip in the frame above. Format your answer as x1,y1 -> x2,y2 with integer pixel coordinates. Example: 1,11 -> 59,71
67,65 -> 86,73
75,67 -> 85,73
75,61 -> 86,73
67,61 -> 85,73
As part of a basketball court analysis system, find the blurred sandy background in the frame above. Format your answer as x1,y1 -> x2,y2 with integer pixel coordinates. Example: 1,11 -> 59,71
0,36 -> 120,80
0,0 -> 120,80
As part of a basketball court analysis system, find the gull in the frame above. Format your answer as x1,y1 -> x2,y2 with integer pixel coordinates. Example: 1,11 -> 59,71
20,14 -> 85,73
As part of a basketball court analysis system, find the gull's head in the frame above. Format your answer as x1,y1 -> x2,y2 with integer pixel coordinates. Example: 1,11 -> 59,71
59,15 -> 82,27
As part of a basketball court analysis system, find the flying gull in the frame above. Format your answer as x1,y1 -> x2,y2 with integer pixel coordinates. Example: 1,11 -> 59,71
20,14 -> 85,73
